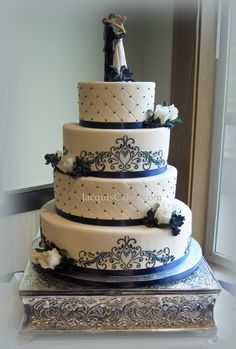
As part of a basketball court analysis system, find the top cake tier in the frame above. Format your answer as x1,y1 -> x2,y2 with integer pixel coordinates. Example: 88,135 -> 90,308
78,81 -> 155,128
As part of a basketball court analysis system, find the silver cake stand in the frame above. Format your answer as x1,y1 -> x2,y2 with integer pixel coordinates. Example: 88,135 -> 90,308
19,239 -> 221,333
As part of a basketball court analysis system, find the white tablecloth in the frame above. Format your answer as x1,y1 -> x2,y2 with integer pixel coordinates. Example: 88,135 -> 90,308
0,273 -> 235,349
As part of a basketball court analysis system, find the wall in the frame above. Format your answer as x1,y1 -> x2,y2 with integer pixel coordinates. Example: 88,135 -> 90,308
126,3 -> 174,103
1,0 -> 174,191
0,210 -> 40,276
1,0 -> 105,191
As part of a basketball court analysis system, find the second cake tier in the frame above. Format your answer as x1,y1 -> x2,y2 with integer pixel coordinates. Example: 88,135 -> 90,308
63,123 -> 170,176
54,165 -> 177,224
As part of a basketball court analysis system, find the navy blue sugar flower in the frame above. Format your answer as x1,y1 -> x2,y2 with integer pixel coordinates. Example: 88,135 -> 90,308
71,157 -> 91,178
143,119 -> 161,128
169,214 -> 185,236
44,153 -> 61,168
106,65 -> 134,82
143,209 -> 156,227
143,207 -> 185,237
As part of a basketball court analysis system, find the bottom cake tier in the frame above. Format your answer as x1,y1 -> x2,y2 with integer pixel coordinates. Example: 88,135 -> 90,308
40,199 -> 192,275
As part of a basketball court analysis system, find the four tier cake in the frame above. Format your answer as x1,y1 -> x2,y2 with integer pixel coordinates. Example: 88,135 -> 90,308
31,14 -> 202,283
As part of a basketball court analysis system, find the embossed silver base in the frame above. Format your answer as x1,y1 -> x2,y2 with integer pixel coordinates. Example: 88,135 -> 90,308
19,258 -> 221,333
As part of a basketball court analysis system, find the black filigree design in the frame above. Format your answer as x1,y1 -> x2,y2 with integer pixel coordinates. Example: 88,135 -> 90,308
79,135 -> 166,172
77,236 -> 175,270
106,65 -> 134,82
34,235 -> 175,272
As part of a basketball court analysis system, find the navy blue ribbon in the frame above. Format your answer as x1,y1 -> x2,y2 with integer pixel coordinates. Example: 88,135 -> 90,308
155,258 -> 202,284
80,119 -> 144,129
56,208 -> 144,226
89,165 -> 167,178
55,165 -> 167,179
37,259 -> 201,287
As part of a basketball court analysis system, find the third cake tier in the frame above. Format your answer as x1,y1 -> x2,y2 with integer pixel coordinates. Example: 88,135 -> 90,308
54,165 -> 177,224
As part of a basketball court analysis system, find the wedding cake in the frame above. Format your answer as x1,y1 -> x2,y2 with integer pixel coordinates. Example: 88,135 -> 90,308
31,14 -> 202,283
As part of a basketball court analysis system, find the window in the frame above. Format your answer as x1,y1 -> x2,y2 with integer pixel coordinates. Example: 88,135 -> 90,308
205,0 -> 236,267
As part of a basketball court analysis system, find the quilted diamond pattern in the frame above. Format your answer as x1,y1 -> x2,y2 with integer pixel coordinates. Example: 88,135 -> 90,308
54,168 -> 177,221
78,82 -> 155,123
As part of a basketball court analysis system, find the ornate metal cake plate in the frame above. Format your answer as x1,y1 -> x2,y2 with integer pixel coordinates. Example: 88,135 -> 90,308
19,255 -> 221,333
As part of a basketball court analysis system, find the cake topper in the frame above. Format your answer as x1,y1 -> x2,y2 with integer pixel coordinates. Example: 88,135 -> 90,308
102,14 -> 134,81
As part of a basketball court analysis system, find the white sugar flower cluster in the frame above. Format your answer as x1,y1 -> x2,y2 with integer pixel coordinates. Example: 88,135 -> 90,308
31,248 -> 62,269
154,200 -> 180,225
154,104 -> 179,125
56,151 -> 75,173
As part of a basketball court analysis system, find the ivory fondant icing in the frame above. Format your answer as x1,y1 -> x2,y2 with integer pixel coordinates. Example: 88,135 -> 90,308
78,81 -> 155,124
34,12 -> 201,281
54,165 -> 177,221
63,123 -> 170,174
41,199 -> 192,271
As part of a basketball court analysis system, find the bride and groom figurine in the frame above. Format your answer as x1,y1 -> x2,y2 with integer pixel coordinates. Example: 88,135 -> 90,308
102,14 -> 133,81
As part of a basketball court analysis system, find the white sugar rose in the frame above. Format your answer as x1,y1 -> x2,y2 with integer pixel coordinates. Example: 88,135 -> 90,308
169,104 -> 179,121
57,153 -> 75,173
56,151 -> 63,158
31,248 -> 62,270
154,203 -> 173,224
154,105 -> 169,124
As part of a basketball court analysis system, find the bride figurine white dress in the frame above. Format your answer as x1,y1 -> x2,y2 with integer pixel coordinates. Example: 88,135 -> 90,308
113,35 -> 127,74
